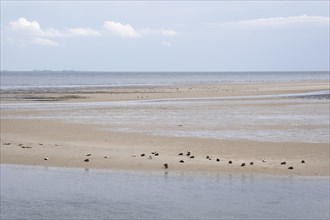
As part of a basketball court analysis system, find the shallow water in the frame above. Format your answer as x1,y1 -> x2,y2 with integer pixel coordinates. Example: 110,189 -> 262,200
1,92 -> 329,143
1,71 -> 329,90
1,165 -> 329,219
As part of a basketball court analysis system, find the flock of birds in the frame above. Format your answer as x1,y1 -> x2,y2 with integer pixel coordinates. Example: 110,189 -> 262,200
3,141 -> 306,171
79,150 -> 305,171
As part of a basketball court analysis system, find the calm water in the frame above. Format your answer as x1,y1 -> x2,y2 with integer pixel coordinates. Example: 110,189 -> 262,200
1,165 -> 329,219
1,71 -> 329,90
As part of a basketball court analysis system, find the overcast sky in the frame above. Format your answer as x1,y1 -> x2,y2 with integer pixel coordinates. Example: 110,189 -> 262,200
1,1 -> 329,71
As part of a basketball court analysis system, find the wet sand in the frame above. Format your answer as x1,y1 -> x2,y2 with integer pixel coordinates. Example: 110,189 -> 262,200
1,80 -> 329,176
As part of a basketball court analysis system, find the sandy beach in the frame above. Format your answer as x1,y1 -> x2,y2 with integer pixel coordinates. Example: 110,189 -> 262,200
1,80 -> 329,176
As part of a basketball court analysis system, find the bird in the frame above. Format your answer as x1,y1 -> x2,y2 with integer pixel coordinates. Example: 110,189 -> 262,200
281,161 -> 286,165
216,158 -> 220,162
301,160 -> 305,163
84,159 -> 89,162
86,153 -> 91,156
228,160 -> 232,164
164,163 -> 168,169
206,156 -> 212,160
179,159 -> 185,163
155,153 -> 159,156
141,153 -> 145,157
288,166 -> 294,170
178,153 -> 183,156
190,156 -> 195,159
43,157 -> 49,161
250,162 -> 253,165
241,163 -> 246,167
262,159 -> 266,162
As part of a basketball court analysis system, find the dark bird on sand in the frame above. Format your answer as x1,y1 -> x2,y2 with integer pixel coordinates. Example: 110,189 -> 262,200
178,153 -> 183,156
288,166 -> 294,170
190,156 -> 195,159
154,153 -> 159,156
281,161 -> 286,165
206,156 -> 212,160
216,158 -> 220,162
250,162 -> 253,165
21,146 -> 32,149
84,159 -> 89,162
228,161 -> 232,164
164,163 -> 168,169
241,163 -> 246,167
179,159 -> 185,163
301,160 -> 305,163
141,153 -> 145,157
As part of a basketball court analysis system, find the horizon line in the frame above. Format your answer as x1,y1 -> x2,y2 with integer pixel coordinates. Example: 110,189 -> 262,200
1,70 -> 329,73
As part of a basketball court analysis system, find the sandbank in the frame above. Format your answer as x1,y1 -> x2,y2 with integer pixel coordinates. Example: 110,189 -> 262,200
1,80 -> 329,176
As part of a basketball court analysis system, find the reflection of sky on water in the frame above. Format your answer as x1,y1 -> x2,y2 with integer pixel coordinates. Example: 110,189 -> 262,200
1,165 -> 329,219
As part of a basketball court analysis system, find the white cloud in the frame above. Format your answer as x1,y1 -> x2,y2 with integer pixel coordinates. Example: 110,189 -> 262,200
10,17 -> 101,38
161,41 -> 172,47
8,17 -> 178,47
8,17 -> 101,46
103,22 -> 178,38
220,15 -> 330,28
104,21 -> 141,38
10,17 -> 66,37
10,17 -> 44,35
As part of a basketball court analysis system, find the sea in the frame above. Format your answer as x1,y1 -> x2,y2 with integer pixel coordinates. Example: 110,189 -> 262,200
1,70 -> 329,90
1,165 -> 329,219
1,71 -> 329,219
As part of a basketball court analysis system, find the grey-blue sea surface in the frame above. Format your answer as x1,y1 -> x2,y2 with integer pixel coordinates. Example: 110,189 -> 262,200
1,165 -> 329,219
1,71 -> 329,90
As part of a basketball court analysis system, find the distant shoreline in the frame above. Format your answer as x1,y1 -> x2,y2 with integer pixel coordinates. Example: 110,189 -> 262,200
1,71 -> 329,92
1,70 -> 329,73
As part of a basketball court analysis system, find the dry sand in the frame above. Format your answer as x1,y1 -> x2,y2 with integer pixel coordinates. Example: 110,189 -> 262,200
1,80 -> 329,176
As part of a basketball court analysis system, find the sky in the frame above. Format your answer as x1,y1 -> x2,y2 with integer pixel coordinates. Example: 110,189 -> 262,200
1,1 -> 329,71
